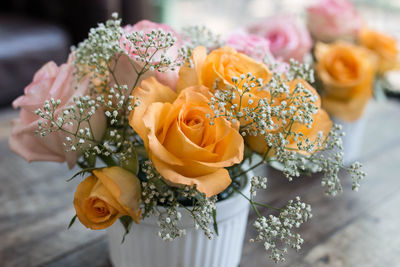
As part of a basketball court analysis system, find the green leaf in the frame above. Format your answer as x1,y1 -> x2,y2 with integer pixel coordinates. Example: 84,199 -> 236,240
66,167 -> 98,182
212,208 -> 219,236
122,150 -> 139,175
119,216 -> 133,243
244,144 -> 254,165
68,214 -> 77,229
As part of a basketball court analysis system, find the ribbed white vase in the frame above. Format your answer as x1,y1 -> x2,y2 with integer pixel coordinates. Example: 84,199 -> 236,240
332,115 -> 367,166
107,173 -> 251,267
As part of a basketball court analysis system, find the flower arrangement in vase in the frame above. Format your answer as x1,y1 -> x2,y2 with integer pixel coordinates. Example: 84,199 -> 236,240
9,13 -> 366,266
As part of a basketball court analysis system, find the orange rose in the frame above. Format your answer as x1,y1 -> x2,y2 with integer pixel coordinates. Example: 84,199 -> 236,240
177,46 -> 272,127
315,42 -> 375,122
130,77 -> 244,197
74,167 -> 142,230
359,28 -> 399,73
246,79 -> 332,156
177,46 -> 271,93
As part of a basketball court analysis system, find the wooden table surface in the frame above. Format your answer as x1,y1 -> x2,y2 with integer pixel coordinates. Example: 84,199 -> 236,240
1,99 -> 400,267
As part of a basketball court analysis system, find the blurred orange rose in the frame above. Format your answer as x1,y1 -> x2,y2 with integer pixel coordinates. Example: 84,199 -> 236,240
74,167 -> 142,230
359,28 -> 399,73
315,42 -> 375,122
130,77 -> 243,197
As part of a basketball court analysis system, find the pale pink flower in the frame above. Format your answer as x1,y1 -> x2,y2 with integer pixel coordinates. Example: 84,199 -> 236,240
247,15 -> 312,62
226,31 -> 272,62
9,56 -> 106,168
306,0 -> 363,42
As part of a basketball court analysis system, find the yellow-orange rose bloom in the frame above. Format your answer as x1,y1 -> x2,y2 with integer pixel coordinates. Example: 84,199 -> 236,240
177,46 -> 272,127
246,79 -> 332,156
359,28 -> 399,73
177,46 -> 271,94
130,77 -> 244,197
74,167 -> 142,230
315,42 -> 375,122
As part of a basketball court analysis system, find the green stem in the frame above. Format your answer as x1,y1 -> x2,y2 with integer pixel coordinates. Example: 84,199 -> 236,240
232,161 -> 263,179
99,153 -> 118,166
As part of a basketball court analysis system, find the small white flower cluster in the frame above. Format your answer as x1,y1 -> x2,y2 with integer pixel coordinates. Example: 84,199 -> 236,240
251,197 -> 312,263
182,25 -> 223,53
35,96 -> 101,153
123,28 -> 190,73
286,59 -> 315,83
73,13 -> 124,92
155,205 -> 186,241
250,176 -> 267,198
140,160 -> 217,241
190,195 -> 217,240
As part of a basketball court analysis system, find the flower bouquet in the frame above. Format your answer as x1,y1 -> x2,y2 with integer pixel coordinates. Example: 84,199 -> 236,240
306,0 -> 400,164
9,14 -> 365,266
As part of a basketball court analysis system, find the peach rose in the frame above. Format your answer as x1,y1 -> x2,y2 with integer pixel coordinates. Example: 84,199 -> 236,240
359,28 -> 400,73
315,42 -> 375,121
74,167 -> 142,230
247,15 -> 312,62
115,20 -> 184,91
130,77 -> 244,197
9,56 -> 106,168
246,79 -> 332,156
306,0 -> 363,42
177,46 -> 271,95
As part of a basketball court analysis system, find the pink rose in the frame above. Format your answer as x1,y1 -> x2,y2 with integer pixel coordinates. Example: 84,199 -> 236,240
226,30 -> 289,73
226,31 -> 272,62
306,0 -> 363,42
115,20 -> 183,91
9,56 -> 106,168
247,15 -> 312,62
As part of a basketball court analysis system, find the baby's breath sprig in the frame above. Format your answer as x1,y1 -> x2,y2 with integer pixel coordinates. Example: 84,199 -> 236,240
251,197 -> 312,263
286,58 -> 315,83
123,29 -> 189,77
181,25 -> 224,53
35,96 -> 101,153
72,13 -> 124,93
139,160 -> 217,241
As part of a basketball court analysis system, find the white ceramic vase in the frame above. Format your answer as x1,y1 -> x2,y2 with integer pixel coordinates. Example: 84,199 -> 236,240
332,115 -> 367,166
107,173 -> 252,267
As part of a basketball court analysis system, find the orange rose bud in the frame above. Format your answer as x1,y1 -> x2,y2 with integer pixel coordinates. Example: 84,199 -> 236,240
73,167 -> 142,230
315,42 -> 375,122
130,78 -> 244,197
359,28 -> 400,73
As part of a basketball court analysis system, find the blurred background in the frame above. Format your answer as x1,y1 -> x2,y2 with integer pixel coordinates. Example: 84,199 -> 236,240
1,0 -> 400,109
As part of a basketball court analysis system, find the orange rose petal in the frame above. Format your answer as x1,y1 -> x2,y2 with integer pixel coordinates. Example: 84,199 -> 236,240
152,156 -> 231,197
177,46 -> 207,92
144,102 -> 185,166
163,120 -> 219,162
93,167 -> 142,224
246,135 -> 269,155
73,175 -> 119,230
206,128 -> 244,166
288,109 -> 332,155
129,77 -> 177,146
